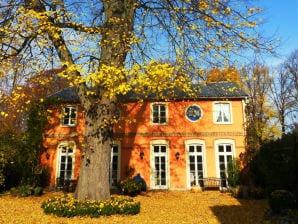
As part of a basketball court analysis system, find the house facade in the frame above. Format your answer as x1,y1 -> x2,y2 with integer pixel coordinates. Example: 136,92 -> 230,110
41,82 -> 248,190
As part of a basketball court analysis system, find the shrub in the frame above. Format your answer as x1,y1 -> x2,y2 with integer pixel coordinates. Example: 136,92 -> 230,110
119,178 -> 142,196
34,186 -> 43,196
269,190 -> 296,214
10,187 -> 19,197
41,194 -> 141,217
18,185 -> 33,197
9,185 -> 43,197
230,185 -> 249,199
227,158 -> 241,187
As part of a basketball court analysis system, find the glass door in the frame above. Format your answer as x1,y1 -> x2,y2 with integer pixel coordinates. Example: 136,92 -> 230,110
188,144 -> 204,187
152,145 -> 168,189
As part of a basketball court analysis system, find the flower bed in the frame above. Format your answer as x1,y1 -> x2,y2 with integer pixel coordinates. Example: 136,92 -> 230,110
41,194 -> 140,217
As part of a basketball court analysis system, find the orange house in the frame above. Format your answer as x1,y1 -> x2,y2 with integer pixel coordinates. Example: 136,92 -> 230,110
41,82 -> 248,190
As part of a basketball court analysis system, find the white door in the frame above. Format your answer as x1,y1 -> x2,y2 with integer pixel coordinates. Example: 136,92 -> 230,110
217,144 -> 233,187
57,142 -> 75,183
151,145 -> 168,189
188,144 -> 205,187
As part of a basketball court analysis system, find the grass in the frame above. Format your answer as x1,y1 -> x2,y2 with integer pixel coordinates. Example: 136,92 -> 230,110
0,190 -> 274,224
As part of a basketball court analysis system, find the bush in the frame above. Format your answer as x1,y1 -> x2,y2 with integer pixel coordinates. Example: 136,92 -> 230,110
119,178 -> 142,196
230,185 -> 265,199
9,185 -> 43,197
41,194 -> 141,217
18,185 -> 33,197
227,158 -> 241,187
34,186 -> 43,196
230,185 -> 249,199
269,190 -> 296,214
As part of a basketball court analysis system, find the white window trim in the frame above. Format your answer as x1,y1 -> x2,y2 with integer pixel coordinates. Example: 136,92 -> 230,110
213,102 -> 233,124
214,139 -> 235,179
56,141 -> 76,184
61,105 -> 78,127
150,103 -> 168,125
150,140 -> 170,189
110,141 -> 121,189
185,139 -> 206,189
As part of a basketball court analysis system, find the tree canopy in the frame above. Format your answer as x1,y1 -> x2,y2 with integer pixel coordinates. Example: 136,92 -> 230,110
0,0 -> 275,200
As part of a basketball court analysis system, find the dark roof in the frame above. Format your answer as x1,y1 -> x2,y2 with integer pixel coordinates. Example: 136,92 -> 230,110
48,87 -> 80,103
48,82 -> 248,103
195,82 -> 248,98
120,82 -> 248,101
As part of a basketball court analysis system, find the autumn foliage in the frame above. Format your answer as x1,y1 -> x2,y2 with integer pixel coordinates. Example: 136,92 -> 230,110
0,190 -> 271,223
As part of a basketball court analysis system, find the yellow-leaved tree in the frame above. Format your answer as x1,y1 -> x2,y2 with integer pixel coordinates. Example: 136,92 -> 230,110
240,63 -> 281,164
0,0 -> 275,200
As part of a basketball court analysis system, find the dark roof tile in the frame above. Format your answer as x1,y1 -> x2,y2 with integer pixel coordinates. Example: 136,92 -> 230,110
48,82 -> 248,102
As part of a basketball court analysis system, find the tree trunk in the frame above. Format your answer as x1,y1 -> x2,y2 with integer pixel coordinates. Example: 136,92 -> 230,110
74,97 -> 115,200
74,0 -> 136,200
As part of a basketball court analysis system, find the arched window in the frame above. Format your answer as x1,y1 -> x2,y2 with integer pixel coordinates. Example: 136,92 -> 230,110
57,142 -> 75,182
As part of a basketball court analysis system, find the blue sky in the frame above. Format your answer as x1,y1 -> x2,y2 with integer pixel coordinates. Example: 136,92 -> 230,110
259,0 -> 298,66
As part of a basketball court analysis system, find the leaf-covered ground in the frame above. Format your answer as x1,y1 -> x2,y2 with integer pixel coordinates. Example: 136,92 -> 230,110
0,190 -> 273,224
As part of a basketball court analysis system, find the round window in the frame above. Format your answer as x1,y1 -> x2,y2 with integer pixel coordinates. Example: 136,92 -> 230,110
185,105 -> 202,122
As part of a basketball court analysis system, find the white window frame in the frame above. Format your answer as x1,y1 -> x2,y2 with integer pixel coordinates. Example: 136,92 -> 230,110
213,102 -> 232,124
214,139 -> 235,181
110,142 -> 121,189
185,139 -> 206,189
151,103 -> 168,125
56,141 -> 76,183
150,140 -> 169,189
61,105 -> 77,127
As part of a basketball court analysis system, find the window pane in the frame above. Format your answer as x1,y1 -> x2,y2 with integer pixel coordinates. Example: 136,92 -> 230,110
161,146 -> 166,153
189,146 -> 194,152
196,146 -> 202,152
153,105 -> 158,112
154,146 -> 159,153
66,171 -> 72,179
219,155 -> 225,162
112,146 -> 118,153
218,145 -> 224,152
226,145 -> 232,152
63,118 -> 69,125
197,164 -> 203,170
197,156 -> 202,162
160,116 -> 166,123
220,164 -> 225,170
222,104 -> 231,122
190,164 -> 195,171
64,107 -> 70,116
214,104 -> 221,122
70,108 -> 76,118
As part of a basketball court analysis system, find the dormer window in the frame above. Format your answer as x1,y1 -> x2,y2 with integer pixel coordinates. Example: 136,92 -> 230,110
62,106 -> 77,126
